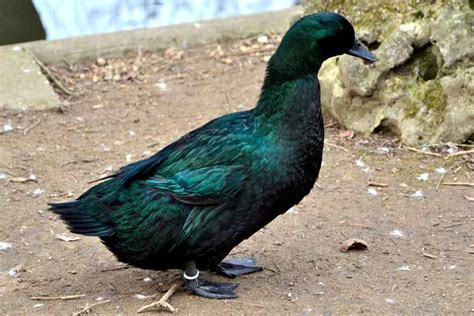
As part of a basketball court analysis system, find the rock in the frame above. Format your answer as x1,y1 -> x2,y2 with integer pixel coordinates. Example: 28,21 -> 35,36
0,47 -> 60,111
435,67 -> 474,143
314,1 -> 474,145
96,57 -> 107,66
431,8 -> 474,67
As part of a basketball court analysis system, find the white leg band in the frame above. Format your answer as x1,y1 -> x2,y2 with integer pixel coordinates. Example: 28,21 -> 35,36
183,270 -> 199,280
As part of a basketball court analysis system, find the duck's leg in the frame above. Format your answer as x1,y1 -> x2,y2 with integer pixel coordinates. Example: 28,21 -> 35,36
183,260 -> 239,299
213,257 -> 263,278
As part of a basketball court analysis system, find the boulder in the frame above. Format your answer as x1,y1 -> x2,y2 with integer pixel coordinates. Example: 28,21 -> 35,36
309,0 -> 473,145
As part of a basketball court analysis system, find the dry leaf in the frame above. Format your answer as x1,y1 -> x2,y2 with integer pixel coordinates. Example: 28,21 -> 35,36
340,238 -> 368,252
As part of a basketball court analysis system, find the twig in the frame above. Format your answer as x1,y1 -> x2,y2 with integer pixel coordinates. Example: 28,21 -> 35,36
422,253 -> 438,259
246,303 -> 268,308
447,149 -> 474,157
137,283 -> 179,313
404,146 -> 443,157
73,299 -> 111,316
446,255 -> 474,260
442,182 -> 474,187
442,223 -> 463,229
368,181 -> 388,187
101,264 -> 129,272
263,266 -> 279,274
325,142 -> 349,152
30,294 -> 86,301
23,48 -> 77,96
338,223 -> 374,229
273,262 -> 281,274
457,143 -> 474,148
60,159 -> 99,167
23,119 -> 41,135
435,162 -> 465,191
146,141 -> 161,148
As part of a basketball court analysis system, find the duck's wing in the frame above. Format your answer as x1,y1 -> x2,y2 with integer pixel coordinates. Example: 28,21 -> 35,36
146,165 -> 246,206
112,110 -> 254,187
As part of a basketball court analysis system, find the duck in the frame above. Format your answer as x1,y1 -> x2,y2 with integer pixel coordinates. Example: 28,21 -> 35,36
50,11 -> 376,299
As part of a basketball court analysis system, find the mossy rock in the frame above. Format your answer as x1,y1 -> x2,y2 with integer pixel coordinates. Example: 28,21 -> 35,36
308,0 -> 474,145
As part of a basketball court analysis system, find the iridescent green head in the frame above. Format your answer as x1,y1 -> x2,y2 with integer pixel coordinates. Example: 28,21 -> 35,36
267,12 -> 376,83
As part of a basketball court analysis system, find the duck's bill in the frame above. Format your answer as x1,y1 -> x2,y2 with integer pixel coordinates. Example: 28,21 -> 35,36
346,39 -> 376,63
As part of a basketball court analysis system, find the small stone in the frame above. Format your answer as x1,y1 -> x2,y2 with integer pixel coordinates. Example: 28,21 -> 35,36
97,58 -> 107,66
257,35 -> 269,44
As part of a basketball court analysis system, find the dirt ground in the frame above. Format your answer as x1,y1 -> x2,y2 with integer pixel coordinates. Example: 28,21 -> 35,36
0,37 -> 473,315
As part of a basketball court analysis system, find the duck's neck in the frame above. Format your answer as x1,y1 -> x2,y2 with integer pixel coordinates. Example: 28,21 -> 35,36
261,36 -> 324,87
254,72 -> 322,136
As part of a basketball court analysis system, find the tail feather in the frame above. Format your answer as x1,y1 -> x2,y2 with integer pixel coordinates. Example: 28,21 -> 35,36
49,201 -> 114,237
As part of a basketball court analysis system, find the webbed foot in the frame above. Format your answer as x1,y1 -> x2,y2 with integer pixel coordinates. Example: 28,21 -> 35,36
183,260 -> 239,299
213,257 -> 263,278
185,278 -> 238,299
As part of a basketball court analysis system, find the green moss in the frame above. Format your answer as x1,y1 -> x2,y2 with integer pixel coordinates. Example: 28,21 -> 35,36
303,0 -> 471,41
405,79 -> 446,128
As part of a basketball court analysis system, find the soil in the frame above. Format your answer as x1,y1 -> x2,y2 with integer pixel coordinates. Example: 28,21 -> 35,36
0,37 -> 473,315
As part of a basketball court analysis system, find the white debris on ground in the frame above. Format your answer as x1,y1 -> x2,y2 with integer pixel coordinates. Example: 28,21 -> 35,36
390,229 -> 406,238
32,188 -> 44,197
286,207 -> 298,214
100,165 -> 114,178
355,158 -> 370,173
155,81 -> 168,92
3,120 -> 13,133
55,234 -> 81,242
100,143 -> 110,152
355,158 -> 366,168
8,265 -> 22,278
143,277 -> 152,283
367,187 -> 378,196
0,242 -> 13,250
435,167 -> 447,174
376,147 -> 391,154
416,173 -> 429,181
396,264 -> 410,271
411,190 -> 424,199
